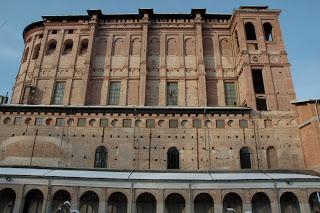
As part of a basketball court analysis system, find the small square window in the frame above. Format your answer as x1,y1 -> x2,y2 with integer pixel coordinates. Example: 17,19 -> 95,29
39,34 -> 43,39
67,29 -> 74,34
35,118 -> 43,126
14,117 -> 22,125
216,120 -> 225,128
193,119 -> 202,128
51,30 -> 58,34
169,119 -> 178,128
265,119 -> 272,128
123,119 -> 132,127
146,119 -> 155,128
239,120 -> 248,128
56,118 -> 65,127
100,119 -> 108,127
77,118 -> 86,127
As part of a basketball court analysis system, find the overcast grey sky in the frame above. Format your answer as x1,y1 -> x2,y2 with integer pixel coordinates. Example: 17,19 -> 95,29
0,0 -> 319,101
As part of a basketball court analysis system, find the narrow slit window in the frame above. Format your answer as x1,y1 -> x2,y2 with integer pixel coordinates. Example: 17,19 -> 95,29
252,69 -> 265,94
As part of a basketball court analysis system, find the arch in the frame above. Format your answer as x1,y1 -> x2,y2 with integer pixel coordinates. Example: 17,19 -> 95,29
167,147 -> 179,169
32,44 -> 41,59
223,193 -> 242,213
136,192 -> 156,213
203,38 -> 213,56
194,193 -> 214,213
263,23 -> 273,41
280,192 -> 301,213
148,37 -> 160,56
62,39 -> 73,54
23,189 -> 43,213
79,39 -> 89,55
51,190 -> 71,212
23,47 -> 29,62
266,146 -> 278,169
112,38 -> 124,56
167,38 -> 177,56
165,193 -> 185,213
251,192 -> 271,213
46,39 -> 57,55
185,38 -> 195,56
95,38 -> 107,56
94,146 -> 107,168
0,188 -> 16,213
79,191 -> 99,213
240,147 -> 252,169
309,192 -> 320,213
245,22 -> 257,40
107,192 -> 128,213
130,38 -> 141,56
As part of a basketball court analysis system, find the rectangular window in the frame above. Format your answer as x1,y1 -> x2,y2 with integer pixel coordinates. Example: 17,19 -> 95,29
193,119 -> 202,128
239,120 -> 248,128
256,98 -> 268,111
166,82 -> 178,106
265,119 -> 272,128
216,119 -> 225,128
224,82 -> 237,106
14,117 -> 22,125
169,119 -> 178,128
35,118 -> 43,126
123,119 -> 132,127
56,118 -> 65,127
146,119 -> 155,128
252,69 -> 265,94
108,82 -> 121,105
100,119 -> 108,127
52,82 -> 65,105
77,118 -> 86,127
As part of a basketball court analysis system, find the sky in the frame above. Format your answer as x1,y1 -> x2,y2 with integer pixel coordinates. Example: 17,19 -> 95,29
0,0 -> 319,101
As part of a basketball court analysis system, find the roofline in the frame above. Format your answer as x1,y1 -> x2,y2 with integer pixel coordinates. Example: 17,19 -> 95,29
292,99 -> 320,105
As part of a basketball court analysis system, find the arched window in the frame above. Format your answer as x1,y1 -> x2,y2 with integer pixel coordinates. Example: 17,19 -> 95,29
23,47 -> 29,62
112,38 -> 124,56
165,193 -> 185,213
280,192 -> 301,213
107,192 -> 128,213
130,38 -> 141,56
136,193 -> 156,213
167,38 -> 177,56
79,39 -> 89,55
263,23 -> 273,41
245,22 -> 257,40
62,39 -> 73,55
0,188 -> 16,213
80,191 -> 99,213
251,192 -> 271,213
94,146 -> 107,168
51,190 -> 71,212
266,146 -> 278,169
32,44 -> 41,59
223,193 -> 242,213
240,147 -> 252,169
194,193 -> 214,213
185,38 -> 195,56
23,189 -> 43,213
167,147 -> 179,169
309,192 -> 320,213
46,39 -> 57,55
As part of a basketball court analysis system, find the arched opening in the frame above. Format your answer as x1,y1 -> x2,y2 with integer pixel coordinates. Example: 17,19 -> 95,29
309,192 -> 320,213
107,192 -> 128,213
240,147 -> 252,169
94,146 -> 107,168
266,146 -> 278,169
23,47 -> 29,62
32,44 -> 41,59
80,191 -> 99,213
280,192 -> 301,213
51,190 -> 71,212
46,39 -> 57,55
245,22 -> 257,40
167,147 -> 179,169
165,193 -> 185,213
185,38 -> 195,56
194,193 -> 214,213
79,39 -> 89,55
136,192 -> 156,213
23,189 -> 43,213
251,192 -> 271,213
130,38 -> 141,56
112,38 -> 124,56
0,188 -> 16,213
223,193 -> 242,213
63,39 -> 73,54
167,38 -> 177,56
263,23 -> 273,41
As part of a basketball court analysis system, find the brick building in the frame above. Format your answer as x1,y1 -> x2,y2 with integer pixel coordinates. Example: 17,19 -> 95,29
0,6 -> 319,213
